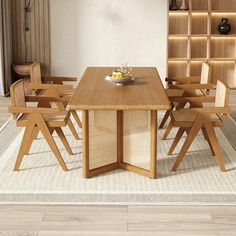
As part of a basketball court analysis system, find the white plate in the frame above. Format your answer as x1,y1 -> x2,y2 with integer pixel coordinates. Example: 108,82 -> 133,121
109,76 -> 135,85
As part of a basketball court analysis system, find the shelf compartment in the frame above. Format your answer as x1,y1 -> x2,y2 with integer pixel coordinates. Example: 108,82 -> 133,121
190,61 -> 203,76
168,38 -> 188,58
169,14 -> 189,35
191,37 -> 207,58
211,34 -> 236,38
211,15 -> 236,35
210,61 -> 236,88
168,61 -> 188,77
211,0 -> 236,11
210,38 -> 236,58
191,0 -> 208,11
191,13 -> 208,35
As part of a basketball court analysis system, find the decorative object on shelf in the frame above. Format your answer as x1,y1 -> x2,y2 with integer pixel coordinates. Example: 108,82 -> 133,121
24,0 -> 32,31
169,0 -> 178,10
179,0 -> 189,10
218,18 -> 231,35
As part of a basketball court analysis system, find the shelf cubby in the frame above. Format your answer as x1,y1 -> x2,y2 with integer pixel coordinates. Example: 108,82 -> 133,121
211,0 -> 236,11
211,61 -> 236,87
169,38 -> 188,58
190,61 -> 203,76
191,0 -> 209,11
191,37 -> 208,58
210,38 -> 236,58
211,14 -> 236,35
191,13 -> 208,35
168,62 -> 188,77
169,13 -> 189,35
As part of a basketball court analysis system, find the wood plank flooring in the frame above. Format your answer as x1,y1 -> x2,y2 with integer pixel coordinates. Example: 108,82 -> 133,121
0,205 -> 235,235
0,96 -> 11,128
0,91 -> 236,235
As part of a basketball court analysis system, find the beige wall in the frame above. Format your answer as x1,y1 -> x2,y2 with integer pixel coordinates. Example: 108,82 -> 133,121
50,0 -> 168,81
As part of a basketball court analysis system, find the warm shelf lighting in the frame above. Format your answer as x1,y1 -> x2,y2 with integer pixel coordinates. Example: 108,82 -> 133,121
169,37 -> 188,40
168,61 -> 188,64
169,12 -> 189,16
212,12 -> 236,15
191,13 -> 208,15
191,37 -> 208,40
210,61 -> 236,63
211,36 -> 236,39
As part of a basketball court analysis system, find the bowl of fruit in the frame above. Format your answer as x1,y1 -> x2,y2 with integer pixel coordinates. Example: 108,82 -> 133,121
109,64 -> 134,85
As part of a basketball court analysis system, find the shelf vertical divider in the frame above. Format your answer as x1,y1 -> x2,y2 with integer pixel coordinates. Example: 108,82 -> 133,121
187,1 -> 192,76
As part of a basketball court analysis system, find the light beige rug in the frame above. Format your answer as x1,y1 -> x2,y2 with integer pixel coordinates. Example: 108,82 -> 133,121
0,114 -> 236,205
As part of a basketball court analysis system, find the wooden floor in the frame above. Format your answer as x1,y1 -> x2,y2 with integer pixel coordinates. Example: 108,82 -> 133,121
0,96 -> 11,128
0,92 -> 236,235
0,205 -> 234,235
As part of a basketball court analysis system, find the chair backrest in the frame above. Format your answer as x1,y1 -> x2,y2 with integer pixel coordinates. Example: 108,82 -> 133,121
215,80 -> 229,108
30,62 -> 42,84
10,79 -> 26,119
200,62 -> 212,85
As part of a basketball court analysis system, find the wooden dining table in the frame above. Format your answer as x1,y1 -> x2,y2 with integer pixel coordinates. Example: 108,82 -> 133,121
68,67 -> 170,179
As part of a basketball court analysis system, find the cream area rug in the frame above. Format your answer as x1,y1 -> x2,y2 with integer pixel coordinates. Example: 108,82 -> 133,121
0,113 -> 236,205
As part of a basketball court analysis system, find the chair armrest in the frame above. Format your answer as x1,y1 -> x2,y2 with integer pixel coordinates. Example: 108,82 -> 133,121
42,76 -> 77,83
25,96 -> 66,103
179,107 -> 231,114
166,76 -> 201,83
9,106 -> 60,114
61,89 -> 76,94
171,84 -> 215,90
173,96 -> 215,103
28,83 -> 73,91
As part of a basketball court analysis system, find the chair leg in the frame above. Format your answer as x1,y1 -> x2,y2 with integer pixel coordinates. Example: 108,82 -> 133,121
36,114 -> 68,171
71,110 -> 82,128
162,121 -> 173,140
172,116 -> 203,172
24,126 -> 38,155
201,127 -> 215,155
204,119 -> 226,172
159,111 -> 170,129
14,121 -> 35,171
55,127 -> 73,155
168,128 -> 186,155
68,119 -> 80,140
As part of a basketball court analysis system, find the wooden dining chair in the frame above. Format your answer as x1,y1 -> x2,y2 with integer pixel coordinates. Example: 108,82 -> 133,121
29,62 -> 82,130
168,80 -> 230,172
9,80 -> 74,171
161,62 -> 213,140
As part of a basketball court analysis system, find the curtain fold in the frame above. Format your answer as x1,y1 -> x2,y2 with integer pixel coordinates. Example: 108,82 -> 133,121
0,0 -> 12,96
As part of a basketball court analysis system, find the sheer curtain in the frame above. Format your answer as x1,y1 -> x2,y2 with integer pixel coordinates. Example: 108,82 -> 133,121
0,0 -> 12,96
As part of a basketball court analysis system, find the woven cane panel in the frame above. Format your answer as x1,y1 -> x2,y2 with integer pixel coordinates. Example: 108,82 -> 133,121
89,110 -> 117,170
123,111 -> 150,170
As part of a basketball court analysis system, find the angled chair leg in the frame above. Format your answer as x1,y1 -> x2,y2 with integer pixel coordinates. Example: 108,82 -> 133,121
36,114 -> 68,171
14,120 -> 36,171
172,116 -> 203,172
168,128 -> 186,155
162,121 -> 173,140
204,119 -> 226,172
55,127 -> 73,155
201,127 -> 215,155
71,110 -> 82,128
25,126 -> 38,155
68,119 -> 79,140
159,111 -> 170,129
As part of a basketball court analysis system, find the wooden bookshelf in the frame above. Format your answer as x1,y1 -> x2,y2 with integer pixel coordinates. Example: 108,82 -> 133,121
167,0 -> 236,88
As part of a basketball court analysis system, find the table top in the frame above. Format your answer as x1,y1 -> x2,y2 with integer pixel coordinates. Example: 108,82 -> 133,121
68,67 -> 171,110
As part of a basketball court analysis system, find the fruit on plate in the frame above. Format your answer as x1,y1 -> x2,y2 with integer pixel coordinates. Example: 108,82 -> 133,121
112,70 -> 131,79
